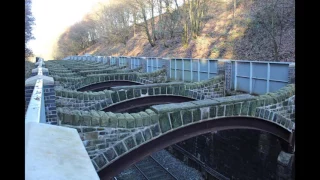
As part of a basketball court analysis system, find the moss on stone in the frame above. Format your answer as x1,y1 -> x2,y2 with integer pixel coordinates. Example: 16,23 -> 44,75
169,111 -> 182,129
159,113 -> 171,133
124,74 -> 129,80
139,111 -> 151,126
267,93 -> 280,104
225,104 -> 233,116
209,106 -> 217,118
166,86 -> 173,94
118,90 -> 127,101
161,86 -> 166,94
103,90 -> 112,99
248,100 -> 258,116
259,109 -> 265,118
114,142 -> 126,156
150,124 -> 161,137
193,108 -> 201,121
124,136 -> 136,150
67,91 -> 73,98
131,113 -> 143,127
145,109 -> 158,124
141,88 -> 148,94
255,98 -> 265,107
179,86 -> 186,96
200,107 -> 209,119
128,74 -> 133,81
98,91 -> 106,100
111,92 -> 119,103
72,110 -> 82,126
261,95 -> 274,106
134,132 -> 145,145
56,107 -> 63,120
217,105 -> 225,117
154,87 -> 160,95
173,86 -> 180,95
97,144 -> 106,150
90,110 -> 100,126
126,89 -> 134,99
124,113 -> 135,128
134,89 -> 141,97
143,129 -> 152,141
114,74 -> 120,80
62,111 -> 72,125
93,154 -> 108,168
240,101 -> 250,116
98,111 -> 109,127
264,110 -> 270,119
148,88 -> 154,95
233,103 -> 241,116
106,112 -> 118,128
255,108 -> 261,117
117,113 -> 126,128
82,111 -> 92,126
83,92 -> 89,101
84,131 -> 98,140
61,90 -> 67,97
93,76 -> 99,83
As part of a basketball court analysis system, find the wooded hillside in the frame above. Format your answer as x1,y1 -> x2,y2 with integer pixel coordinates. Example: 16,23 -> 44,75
53,0 -> 295,62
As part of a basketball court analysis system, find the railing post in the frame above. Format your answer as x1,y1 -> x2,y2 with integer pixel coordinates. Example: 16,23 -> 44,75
141,57 -> 147,72
175,59 -> 178,80
182,59 -> 185,81
162,58 -> 171,80
234,61 -> 238,91
147,57 -> 149,72
126,56 -> 131,69
224,60 -> 232,94
267,63 -> 271,93
217,60 -> 225,75
288,63 -> 295,84
106,56 -> 110,65
249,62 -> 253,94
25,59 -> 57,125
116,56 -> 120,66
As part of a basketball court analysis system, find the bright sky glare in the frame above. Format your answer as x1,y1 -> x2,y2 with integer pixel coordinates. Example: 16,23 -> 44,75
29,0 -> 107,60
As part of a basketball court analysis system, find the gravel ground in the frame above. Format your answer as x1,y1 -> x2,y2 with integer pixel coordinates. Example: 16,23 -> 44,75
116,149 -> 204,180
116,166 -> 146,180
152,149 -> 204,180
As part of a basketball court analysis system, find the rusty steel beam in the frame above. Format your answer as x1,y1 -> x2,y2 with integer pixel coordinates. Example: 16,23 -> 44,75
77,81 -> 142,92
103,95 -> 195,113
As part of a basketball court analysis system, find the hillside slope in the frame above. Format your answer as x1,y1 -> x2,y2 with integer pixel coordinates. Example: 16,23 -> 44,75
78,1 -> 294,62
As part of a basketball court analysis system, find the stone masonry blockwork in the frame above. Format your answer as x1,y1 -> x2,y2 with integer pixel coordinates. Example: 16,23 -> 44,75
47,57 -> 294,179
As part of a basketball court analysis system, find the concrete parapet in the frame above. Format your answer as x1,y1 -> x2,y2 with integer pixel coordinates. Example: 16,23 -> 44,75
25,122 -> 99,180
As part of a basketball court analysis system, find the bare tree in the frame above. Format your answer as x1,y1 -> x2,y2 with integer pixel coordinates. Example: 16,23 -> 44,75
163,0 -> 181,39
93,0 -> 131,45
131,0 -> 156,47
250,0 -> 295,61
181,0 -> 208,44
25,0 -> 35,58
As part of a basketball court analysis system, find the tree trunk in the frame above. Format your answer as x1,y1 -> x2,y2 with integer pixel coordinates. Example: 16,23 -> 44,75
150,0 -> 157,41
158,0 -> 163,39
233,0 -> 237,19
273,39 -> 279,61
133,11 -> 137,37
142,7 -> 155,47
189,0 -> 194,38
